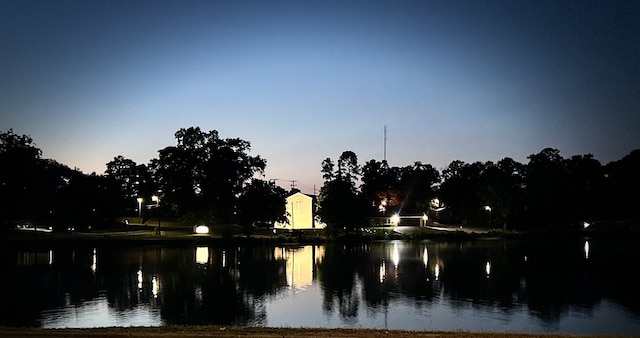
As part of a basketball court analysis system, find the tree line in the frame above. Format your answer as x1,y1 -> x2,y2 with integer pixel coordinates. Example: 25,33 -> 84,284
318,148 -> 640,233
1,127 -> 639,236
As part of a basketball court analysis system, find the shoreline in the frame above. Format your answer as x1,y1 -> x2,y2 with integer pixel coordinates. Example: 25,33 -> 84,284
0,326 -> 617,338
2,226 -> 639,249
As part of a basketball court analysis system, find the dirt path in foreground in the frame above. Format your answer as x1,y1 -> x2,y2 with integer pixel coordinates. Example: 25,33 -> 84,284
0,326 -> 616,338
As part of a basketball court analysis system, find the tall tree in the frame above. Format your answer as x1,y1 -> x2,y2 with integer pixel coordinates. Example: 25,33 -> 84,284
105,156 -> 155,214
525,148 -> 571,229
361,159 -> 402,216
604,149 -> 640,221
153,127 -> 266,224
318,151 -> 367,235
439,160 -> 486,225
0,129 -> 43,230
398,161 -> 440,215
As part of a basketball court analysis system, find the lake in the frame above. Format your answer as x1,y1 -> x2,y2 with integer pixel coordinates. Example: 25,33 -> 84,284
1,238 -> 639,335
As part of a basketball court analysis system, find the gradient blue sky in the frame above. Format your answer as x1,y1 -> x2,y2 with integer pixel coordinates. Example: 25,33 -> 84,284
2,0 -> 639,193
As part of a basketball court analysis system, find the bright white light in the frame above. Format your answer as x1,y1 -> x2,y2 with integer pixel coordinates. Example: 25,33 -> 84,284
392,242 -> 400,267
486,261 -> 491,277
48,250 -> 53,265
137,269 -> 143,289
91,248 -> 97,273
583,221 -> 591,229
194,225 -> 209,234
435,264 -> 440,280
584,240 -> 590,259
152,275 -> 159,298
391,214 -> 400,226
379,262 -> 386,283
484,205 -> 492,211
423,247 -> 429,267
196,246 -> 209,264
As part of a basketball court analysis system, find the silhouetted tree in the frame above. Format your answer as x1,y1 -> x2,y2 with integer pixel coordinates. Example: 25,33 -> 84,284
153,127 -> 266,225
525,148 -> 572,229
481,158 -> 527,229
604,149 -> 640,221
439,160 -> 486,225
360,159 -> 402,217
318,151 -> 367,235
0,129 -> 43,230
236,179 -> 288,234
398,161 -> 440,215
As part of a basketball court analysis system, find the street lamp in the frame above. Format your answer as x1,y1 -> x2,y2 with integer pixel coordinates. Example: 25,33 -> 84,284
484,205 -> 492,228
152,195 -> 160,235
391,214 -> 400,227
137,198 -> 143,219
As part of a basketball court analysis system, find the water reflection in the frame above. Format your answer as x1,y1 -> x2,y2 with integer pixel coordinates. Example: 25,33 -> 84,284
1,239 -> 640,334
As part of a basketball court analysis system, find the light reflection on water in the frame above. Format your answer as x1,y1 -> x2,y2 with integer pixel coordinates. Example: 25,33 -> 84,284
40,293 -> 163,328
2,239 -> 640,334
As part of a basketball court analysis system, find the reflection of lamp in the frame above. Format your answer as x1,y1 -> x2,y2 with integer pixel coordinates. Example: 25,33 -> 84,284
196,246 -> 209,264
485,261 -> 491,277
584,240 -> 590,259
392,242 -> 400,268
137,197 -> 143,218
152,275 -> 159,298
423,247 -> 428,267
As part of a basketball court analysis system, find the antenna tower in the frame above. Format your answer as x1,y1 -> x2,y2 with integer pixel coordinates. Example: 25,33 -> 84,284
384,125 -> 387,162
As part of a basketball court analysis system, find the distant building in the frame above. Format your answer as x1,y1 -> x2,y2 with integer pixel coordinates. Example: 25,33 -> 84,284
275,192 -> 326,230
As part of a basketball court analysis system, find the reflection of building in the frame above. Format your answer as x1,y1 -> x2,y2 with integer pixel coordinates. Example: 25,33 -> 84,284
275,192 -> 326,230
274,246 -> 325,289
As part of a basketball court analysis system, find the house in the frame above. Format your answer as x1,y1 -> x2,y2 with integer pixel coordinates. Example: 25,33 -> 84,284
274,192 -> 326,230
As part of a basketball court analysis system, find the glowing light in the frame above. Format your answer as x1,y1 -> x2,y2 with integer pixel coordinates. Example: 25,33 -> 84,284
391,214 -> 400,226
484,206 -> 492,211
91,248 -> 97,273
392,242 -> 400,268
152,275 -> 159,298
583,221 -> 591,229
194,225 -> 209,234
222,250 -> 226,267
486,261 -> 491,277
48,250 -> 53,265
379,262 -> 386,283
435,264 -> 440,280
584,240 -> 590,259
137,269 -> 143,289
423,247 -> 429,267
196,246 -> 209,264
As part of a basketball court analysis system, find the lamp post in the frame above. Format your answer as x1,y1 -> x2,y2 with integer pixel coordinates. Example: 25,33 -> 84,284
152,195 -> 160,235
484,205 -> 492,228
137,198 -> 143,219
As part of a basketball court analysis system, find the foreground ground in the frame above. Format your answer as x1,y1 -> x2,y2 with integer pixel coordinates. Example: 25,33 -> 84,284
0,326 -> 621,338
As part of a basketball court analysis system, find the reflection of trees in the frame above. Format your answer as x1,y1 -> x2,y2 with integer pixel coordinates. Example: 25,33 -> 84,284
317,239 -> 640,325
317,244 -> 361,321
3,240 -> 640,328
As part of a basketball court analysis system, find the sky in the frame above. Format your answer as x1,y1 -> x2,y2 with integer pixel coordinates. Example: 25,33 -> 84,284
2,0 -> 639,194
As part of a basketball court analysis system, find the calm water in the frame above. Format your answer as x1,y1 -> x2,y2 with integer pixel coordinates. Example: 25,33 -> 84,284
1,238 -> 639,335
